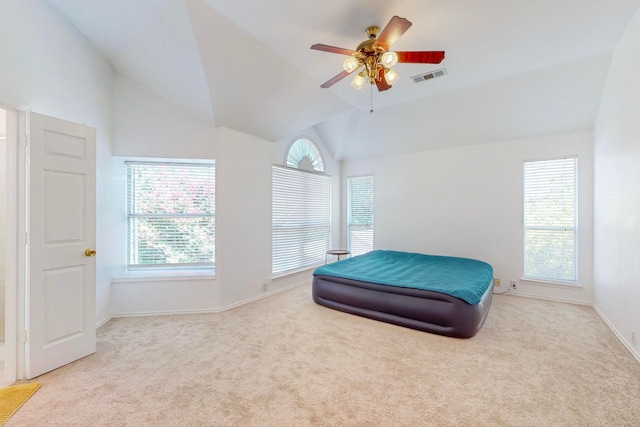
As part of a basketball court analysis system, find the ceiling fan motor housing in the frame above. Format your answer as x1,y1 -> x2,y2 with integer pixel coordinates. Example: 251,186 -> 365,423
354,28 -> 389,83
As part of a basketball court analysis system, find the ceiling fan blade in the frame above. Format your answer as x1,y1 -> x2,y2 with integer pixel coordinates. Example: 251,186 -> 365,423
311,44 -> 357,56
320,70 -> 352,88
375,67 -> 391,91
373,16 -> 412,50
396,51 -> 446,64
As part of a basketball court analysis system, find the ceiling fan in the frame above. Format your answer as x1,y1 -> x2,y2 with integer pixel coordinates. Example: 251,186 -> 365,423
311,16 -> 445,92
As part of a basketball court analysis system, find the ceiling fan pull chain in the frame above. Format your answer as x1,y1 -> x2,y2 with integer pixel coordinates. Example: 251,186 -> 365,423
370,84 -> 374,113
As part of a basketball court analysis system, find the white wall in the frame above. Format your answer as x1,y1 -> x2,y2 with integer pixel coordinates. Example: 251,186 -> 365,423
0,0 -> 117,326
0,110 -> 5,341
0,0 -> 340,320
216,127 -> 273,306
593,7 -> 640,360
342,130 -> 594,304
110,79 -> 341,314
112,75 -> 219,159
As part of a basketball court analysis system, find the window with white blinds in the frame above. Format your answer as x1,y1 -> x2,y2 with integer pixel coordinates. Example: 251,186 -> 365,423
523,157 -> 577,283
126,161 -> 215,270
347,175 -> 374,256
272,165 -> 331,275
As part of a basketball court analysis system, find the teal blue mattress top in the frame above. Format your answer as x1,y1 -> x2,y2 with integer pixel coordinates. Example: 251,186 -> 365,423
313,250 -> 493,305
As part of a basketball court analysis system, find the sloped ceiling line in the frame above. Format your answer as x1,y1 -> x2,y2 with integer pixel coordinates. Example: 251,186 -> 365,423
187,0 -> 350,142
43,0 -> 640,156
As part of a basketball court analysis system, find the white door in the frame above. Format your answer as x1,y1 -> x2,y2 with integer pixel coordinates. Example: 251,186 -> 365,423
26,112 -> 96,379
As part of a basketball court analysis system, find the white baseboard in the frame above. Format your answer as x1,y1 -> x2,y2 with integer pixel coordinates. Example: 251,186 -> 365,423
215,280 -> 310,312
96,316 -> 112,330
502,290 -> 592,306
501,293 -> 639,365
112,280 -> 311,319
593,304 -> 640,364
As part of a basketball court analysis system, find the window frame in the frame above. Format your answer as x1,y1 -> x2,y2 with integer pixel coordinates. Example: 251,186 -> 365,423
126,160 -> 215,272
523,157 -> 578,284
285,138 -> 325,172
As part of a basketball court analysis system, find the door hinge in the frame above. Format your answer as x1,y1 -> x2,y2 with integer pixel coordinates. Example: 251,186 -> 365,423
19,132 -> 28,148
23,330 -> 29,343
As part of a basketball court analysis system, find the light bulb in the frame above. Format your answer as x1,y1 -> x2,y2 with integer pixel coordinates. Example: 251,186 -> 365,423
351,72 -> 366,90
342,56 -> 360,73
380,51 -> 398,67
384,68 -> 399,85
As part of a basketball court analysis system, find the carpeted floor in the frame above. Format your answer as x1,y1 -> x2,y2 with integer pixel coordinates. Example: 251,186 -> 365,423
7,284 -> 640,426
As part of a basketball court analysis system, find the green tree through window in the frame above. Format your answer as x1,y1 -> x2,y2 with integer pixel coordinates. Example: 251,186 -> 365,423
347,175 -> 374,256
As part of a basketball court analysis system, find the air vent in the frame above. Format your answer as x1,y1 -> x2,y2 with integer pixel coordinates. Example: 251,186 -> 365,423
411,68 -> 447,84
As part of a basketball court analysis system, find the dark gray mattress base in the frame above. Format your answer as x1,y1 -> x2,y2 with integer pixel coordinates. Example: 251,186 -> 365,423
312,275 -> 493,338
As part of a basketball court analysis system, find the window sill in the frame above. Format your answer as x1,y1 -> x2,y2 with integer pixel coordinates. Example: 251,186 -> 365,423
112,269 -> 216,283
519,278 -> 581,289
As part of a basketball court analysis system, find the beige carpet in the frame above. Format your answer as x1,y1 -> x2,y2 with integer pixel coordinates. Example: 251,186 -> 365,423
7,285 -> 640,426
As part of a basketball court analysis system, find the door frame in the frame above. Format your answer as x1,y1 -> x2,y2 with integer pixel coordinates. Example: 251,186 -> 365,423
1,102 -> 31,385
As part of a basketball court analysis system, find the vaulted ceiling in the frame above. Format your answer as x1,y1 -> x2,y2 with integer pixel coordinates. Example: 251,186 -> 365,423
44,0 -> 640,160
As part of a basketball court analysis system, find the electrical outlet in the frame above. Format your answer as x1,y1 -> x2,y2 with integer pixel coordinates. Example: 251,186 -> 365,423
510,280 -> 517,289
494,278 -> 500,287
263,283 -> 268,292
632,330 -> 637,347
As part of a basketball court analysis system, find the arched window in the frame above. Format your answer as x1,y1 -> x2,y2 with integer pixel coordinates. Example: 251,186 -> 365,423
285,138 -> 325,172
273,138 -> 331,275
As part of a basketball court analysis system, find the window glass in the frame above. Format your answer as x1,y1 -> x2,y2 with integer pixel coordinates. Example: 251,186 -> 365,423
523,157 -> 577,283
126,161 -> 215,270
286,138 -> 325,172
347,175 -> 374,256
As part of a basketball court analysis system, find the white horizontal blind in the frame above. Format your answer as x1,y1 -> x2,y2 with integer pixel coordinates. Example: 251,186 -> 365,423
347,175 -> 374,256
127,161 -> 215,270
523,158 -> 577,282
272,165 -> 331,275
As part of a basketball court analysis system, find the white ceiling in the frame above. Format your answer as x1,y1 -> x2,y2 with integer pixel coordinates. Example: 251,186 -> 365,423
44,0 -> 640,160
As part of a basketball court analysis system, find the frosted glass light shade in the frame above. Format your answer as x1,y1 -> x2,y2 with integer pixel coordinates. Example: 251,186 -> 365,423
342,57 -> 360,73
384,68 -> 399,85
380,51 -> 398,67
351,73 -> 366,90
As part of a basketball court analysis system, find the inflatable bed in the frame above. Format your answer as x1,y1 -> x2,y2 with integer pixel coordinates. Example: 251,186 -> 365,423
312,250 -> 494,338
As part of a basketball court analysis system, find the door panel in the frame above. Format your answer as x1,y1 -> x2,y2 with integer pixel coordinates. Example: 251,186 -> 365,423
26,112 -> 96,379
43,170 -> 85,243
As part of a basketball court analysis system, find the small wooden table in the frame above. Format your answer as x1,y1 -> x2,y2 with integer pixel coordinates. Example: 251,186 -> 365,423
325,249 -> 350,264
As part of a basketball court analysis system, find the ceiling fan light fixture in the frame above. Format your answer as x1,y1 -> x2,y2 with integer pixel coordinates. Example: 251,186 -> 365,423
384,68 -> 400,85
351,72 -> 366,90
342,56 -> 360,73
311,15 -> 446,95
380,51 -> 398,67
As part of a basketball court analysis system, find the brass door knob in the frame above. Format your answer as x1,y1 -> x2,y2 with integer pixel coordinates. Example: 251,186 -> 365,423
84,249 -> 97,257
